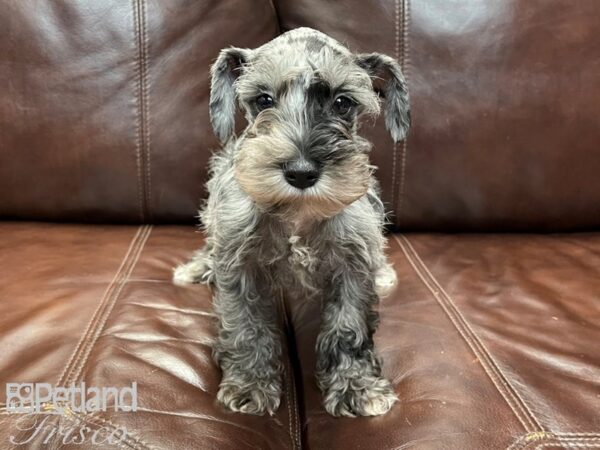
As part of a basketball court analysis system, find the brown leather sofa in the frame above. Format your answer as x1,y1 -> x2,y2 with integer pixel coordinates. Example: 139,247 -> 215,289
1,1 -> 599,449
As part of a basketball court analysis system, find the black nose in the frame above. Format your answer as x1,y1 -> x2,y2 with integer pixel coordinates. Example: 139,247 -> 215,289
283,160 -> 320,189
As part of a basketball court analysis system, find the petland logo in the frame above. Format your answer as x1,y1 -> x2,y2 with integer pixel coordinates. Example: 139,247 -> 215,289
6,382 -> 138,414
6,383 -> 137,446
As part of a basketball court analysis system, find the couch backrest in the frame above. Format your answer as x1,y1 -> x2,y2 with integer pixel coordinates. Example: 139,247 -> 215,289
2,0 -> 599,230
0,0 -> 278,224
276,0 -> 600,231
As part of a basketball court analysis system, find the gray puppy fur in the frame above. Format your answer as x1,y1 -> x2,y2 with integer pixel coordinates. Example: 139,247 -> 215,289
174,27 -> 410,417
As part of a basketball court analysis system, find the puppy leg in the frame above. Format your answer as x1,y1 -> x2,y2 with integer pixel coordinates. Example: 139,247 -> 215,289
213,267 -> 282,415
316,267 -> 397,417
173,244 -> 214,285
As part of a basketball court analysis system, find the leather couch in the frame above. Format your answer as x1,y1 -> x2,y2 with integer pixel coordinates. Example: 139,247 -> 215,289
1,1 -> 598,449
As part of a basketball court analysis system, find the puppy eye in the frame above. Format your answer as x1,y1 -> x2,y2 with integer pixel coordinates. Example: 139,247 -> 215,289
256,94 -> 274,111
332,96 -> 355,115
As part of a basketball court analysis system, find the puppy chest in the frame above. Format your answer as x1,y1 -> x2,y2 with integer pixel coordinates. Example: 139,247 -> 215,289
261,234 -> 328,295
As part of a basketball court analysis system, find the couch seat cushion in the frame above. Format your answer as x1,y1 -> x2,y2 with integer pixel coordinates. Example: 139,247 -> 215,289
0,223 -> 300,450
289,233 -> 600,450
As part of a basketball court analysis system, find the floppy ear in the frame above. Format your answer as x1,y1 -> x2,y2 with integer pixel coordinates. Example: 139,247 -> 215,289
209,47 -> 250,143
356,53 -> 410,143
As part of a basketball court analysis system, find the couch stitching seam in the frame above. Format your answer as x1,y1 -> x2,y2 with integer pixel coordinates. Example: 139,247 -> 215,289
63,225 -> 147,385
533,438 -> 600,450
56,226 -> 144,387
397,234 -> 540,431
394,234 -> 541,432
390,0 -> 400,221
509,433 -> 600,450
133,0 -> 151,222
281,297 -> 301,450
60,225 -> 150,387
285,356 -> 300,450
406,235 -> 544,430
290,354 -> 301,450
284,355 -> 295,449
395,0 -> 410,225
535,445 -> 600,449
70,225 -> 152,383
140,0 -> 152,222
132,0 -> 145,222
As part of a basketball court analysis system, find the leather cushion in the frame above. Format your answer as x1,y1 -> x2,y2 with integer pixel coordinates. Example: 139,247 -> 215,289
1,223 -> 598,448
288,232 -> 600,449
0,223 -> 300,449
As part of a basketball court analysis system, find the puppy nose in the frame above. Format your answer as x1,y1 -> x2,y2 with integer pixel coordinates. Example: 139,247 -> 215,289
283,160 -> 320,189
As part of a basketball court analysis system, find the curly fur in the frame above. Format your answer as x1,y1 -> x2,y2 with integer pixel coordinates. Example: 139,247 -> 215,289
174,27 -> 409,417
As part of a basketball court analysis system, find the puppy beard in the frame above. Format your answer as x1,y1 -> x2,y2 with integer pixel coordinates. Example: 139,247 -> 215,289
234,134 -> 372,224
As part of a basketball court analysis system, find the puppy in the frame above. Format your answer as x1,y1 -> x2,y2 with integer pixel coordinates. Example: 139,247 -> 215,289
174,27 -> 410,417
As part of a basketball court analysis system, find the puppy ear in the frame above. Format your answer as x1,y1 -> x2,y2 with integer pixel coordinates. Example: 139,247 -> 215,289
210,47 -> 250,143
356,53 -> 410,143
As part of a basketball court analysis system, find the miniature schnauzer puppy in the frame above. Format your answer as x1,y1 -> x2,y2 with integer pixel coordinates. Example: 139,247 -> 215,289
174,27 -> 410,417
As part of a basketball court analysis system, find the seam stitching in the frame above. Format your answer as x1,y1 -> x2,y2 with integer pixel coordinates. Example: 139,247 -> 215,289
394,234 -> 540,432
535,445 -> 600,449
397,234 -> 540,431
390,0 -> 400,220
66,226 -> 152,383
509,433 -> 600,450
406,235 -> 544,430
286,356 -> 301,450
70,225 -> 152,383
534,440 -> 600,450
56,226 -> 144,387
132,0 -> 145,222
290,355 -> 301,450
63,225 -> 145,384
140,0 -> 152,221
396,0 -> 410,225
133,0 -> 151,222
284,355 -> 295,450
282,303 -> 301,450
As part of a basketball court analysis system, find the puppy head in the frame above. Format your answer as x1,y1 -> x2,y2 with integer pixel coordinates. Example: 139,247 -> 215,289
209,28 -> 410,221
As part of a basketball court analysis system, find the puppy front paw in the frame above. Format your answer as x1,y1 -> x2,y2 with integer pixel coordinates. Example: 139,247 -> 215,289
217,378 -> 282,416
173,260 -> 212,286
322,375 -> 398,417
375,263 -> 398,298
